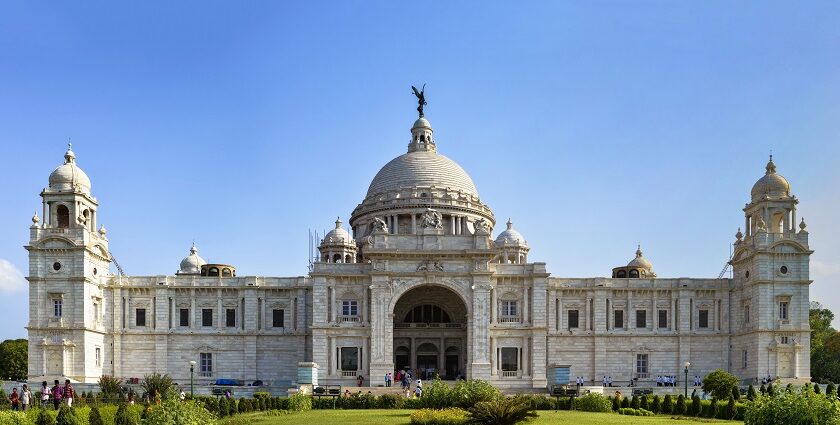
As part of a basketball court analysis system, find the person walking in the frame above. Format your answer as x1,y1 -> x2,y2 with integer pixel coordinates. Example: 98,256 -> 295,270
51,380 -> 62,410
63,380 -> 75,407
40,382 -> 50,408
9,388 -> 20,411
21,384 -> 31,411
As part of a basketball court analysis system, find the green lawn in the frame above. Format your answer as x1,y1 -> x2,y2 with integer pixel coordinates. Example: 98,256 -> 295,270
218,410 -> 742,424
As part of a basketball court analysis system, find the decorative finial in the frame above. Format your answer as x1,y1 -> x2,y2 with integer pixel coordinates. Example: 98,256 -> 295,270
64,142 -> 76,164
32,211 -> 40,225
506,218 -> 513,230
190,242 -> 197,254
335,216 -> 343,229
636,245 -> 643,257
765,154 -> 776,174
735,227 -> 743,241
412,84 -> 427,118
98,224 -> 107,236
799,218 -> 807,232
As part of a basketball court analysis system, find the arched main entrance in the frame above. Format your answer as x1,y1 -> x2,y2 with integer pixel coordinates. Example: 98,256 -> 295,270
393,285 -> 468,380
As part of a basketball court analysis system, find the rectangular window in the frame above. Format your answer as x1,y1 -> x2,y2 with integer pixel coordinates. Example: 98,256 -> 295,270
780,336 -> 790,344
614,310 -> 624,329
199,352 -> 212,376
742,350 -> 748,369
202,309 -> 213,327
658,309 -> 668,329
744,305 -> 750,324
273,309 -> 285,328
698,309 -> 709,328
225,309 -> 236,327
779,302 -> 789,320
179,309 -> 189,327
95,347 -> 101,367
53,299 -> 63,317
135,308 -> 146,327
501,347 -> 519,372
636,354 -> 649,376
567,310 -> 579,329
636,310 -> 646,328
341,301 -> 358,317
502,301 -> 518,316
340,347 -> 359,371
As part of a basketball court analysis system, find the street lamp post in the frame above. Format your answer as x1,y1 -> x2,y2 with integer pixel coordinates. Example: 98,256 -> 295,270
684,361 -> 691,398
190,360 -> 196,398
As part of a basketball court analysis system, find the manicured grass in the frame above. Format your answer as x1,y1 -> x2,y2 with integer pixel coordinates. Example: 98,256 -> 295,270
218,409 -> 743,424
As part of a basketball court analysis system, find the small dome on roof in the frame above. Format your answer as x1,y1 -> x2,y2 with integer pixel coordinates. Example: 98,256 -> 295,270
627,245 -> 654,271
750,156 -> 791,202
178,243 -> 206,275
412,117 -> 432,130
48,144 -> 91,194
324,217 -> 352,243
495,219 -> 527,246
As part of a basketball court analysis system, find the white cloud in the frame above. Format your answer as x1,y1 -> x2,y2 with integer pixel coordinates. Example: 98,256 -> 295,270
0,259 -> 26,293
812,259 -> 840,282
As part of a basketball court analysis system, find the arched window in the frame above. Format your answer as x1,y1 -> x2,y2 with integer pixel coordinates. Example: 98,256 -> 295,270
629,269 -> 640,278
222,268 -> 232,277
333,254 -> 342,263
208,267 -> 219,277
772,212 -> 785,233
404,305 -> 451,323
616,270 -> 627,278
56,205 -> 70,228
345,254 -> 352,263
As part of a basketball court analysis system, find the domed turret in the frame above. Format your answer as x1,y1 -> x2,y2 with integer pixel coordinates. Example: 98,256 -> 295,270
494,219 -> 529,264
48,144 -> 92,194
177,243 -> 206,275
319,217 -> 358,263
751,156 -> 791,202
612,245 -> 656,278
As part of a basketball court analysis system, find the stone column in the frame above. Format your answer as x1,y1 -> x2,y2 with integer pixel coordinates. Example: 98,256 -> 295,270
217,294 -> 223,330
190,291 -> 196,330
490,287 -> 497,324
523,286 -> 530,324
490,337 -> 496,376
411,214 -> 417,234
330,286 -> 336,323
368,280 -> 393,384
470,279 -> 492,379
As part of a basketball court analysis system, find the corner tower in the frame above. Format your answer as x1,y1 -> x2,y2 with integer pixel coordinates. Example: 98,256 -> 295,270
730,156 -> 811,382
26,144 -> 112,382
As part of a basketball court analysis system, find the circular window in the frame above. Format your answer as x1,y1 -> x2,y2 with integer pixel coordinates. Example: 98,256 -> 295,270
780,266 -> 788,274
745,271 -> 750,279
52,262 -> 61,271
93,267 -> 98,276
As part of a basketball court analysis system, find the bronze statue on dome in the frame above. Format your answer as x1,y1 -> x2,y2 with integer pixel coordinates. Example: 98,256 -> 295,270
412,84 -> 427,117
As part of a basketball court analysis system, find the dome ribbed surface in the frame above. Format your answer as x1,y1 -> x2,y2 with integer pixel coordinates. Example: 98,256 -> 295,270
366,151 -> 479,198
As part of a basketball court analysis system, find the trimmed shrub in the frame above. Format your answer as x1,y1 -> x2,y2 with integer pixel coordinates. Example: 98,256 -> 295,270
422,378 -> 453,409
748,384 -> 757,400
690,395 -> 701,416
620,397 -> 629,409
574,393 -> 612,413
217,398 -> 228,418
288,392 -> 312,412
228,399 -> 237,416
732,386 -> 741,401
140,373 -> 174,400
611,396 -> 620,411
0,411 -> 34,425
88,407 -> 103,425
379,393 -> 404,409
142,397 -> 216,425
702,369 -> 739,401
651,395 -> 661,414
630,395 -> 640,409
675,394 -> 686,415
759,384 -> 766,395
662,394 -> 673,414
468,397 -> 537,425
55,406 -> 80,425
726,396 -> 736,420
785,383 -> 794,394
640,395 -> 649,410
617,407 -> 654,416
36,409 -> 56,425
745,385 -> 840,425
450,380 -> 499,409
766,383 -> 774,396
409,408 -> 469,425
827,383 -> 837,397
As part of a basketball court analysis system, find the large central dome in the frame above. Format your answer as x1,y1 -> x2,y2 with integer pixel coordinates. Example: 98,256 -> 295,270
366,150 -> 479,198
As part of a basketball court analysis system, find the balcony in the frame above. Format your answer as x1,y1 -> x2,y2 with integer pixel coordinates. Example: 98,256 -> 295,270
501,371 -> 519,378
394,323 -> 465,329
341,371 -> 358,377
339,316 -> 361,323
499,316 -> 521,324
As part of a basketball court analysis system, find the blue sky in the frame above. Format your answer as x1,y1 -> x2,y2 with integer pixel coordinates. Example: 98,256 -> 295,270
1,1 -> 839,340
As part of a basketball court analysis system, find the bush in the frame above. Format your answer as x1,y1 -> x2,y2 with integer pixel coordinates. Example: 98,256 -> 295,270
611,396 -> 620,412
88,407 -> 103,425
450,380 -> 499,409
114,403 -> 136,425
409,408 -> 469,425
766,383 -> 774,396
0,411 -> 34,425
617,407 -> 654,416
140,373 -> 174,401
423,378 -> 453,409
142,397 -> 216,425
827,383 -> 837,397
732,386 -> 741,401
620,397 -> 629,409
640,395 -> 649,410
690,396 -> 702,416
227,399 -> 237,417
745,385 -> 840,425
55,406 -> 80,425
36,409 -> 55,425
468,397 -> 537,425
748,384 -> 757,401
574,393 -> 612,413
675,394 -> 686,415
379,393 -> 404,409
815,384 -> 822,395
517,395 -> 554,410
702,369 -> 739,401
759,384 -> 766,395
662,394 -> 673,414
651,395 -> 661,414
630,395 -> 640,409
726,395 -> 736,420
217,398 -> 228,418
288,392 -> 312,412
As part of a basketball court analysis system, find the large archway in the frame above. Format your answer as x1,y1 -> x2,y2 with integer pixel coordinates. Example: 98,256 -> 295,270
393,285 -> 468,380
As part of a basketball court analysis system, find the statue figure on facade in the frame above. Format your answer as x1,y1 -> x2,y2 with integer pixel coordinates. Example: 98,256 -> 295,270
421,208 -> 442,229
473,218 -> 491,235
412,84 -> 427,117
373,216 -> 388,233
756,216 -> 767,232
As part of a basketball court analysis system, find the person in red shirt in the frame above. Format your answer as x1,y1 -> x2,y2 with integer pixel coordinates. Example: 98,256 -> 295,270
51,380 -> 62,410
63,380 -> 74,407
9,388 -> 20,411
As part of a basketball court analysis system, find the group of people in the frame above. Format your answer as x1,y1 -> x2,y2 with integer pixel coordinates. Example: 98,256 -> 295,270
574,376 -> 587,386
656,376 -> 680,387
760,375 -> 774,385
601,376 -> 614,387
8,380 -> 74,411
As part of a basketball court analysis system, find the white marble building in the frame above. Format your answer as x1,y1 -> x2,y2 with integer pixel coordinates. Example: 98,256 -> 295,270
26,109 -> 812,388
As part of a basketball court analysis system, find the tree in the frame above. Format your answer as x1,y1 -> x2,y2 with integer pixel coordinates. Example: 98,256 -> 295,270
662,394 -> 673,414
675,394 -> 686,415
0,339 -> 28,380
702,369 -> 739,401
748,384 -> 757,400
141,373 -> 173,401
810,302 -> 840,383
651,395 -> 661,414
726,395 -> 737,420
